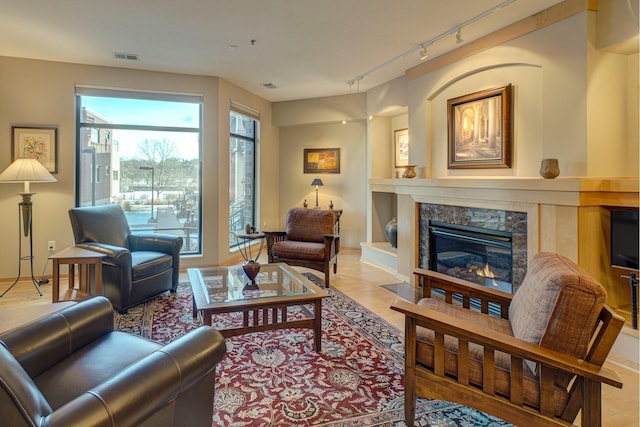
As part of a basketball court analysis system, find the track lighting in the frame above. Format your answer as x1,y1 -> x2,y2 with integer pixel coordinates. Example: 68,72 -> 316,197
347,0 -> 515,90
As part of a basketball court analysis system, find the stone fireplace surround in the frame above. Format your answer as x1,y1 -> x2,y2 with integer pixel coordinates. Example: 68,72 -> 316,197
368,176 -> 638,308
418,203 -> 527,293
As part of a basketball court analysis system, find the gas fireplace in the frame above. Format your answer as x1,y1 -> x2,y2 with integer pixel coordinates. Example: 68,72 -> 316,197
429,221 -> 513,293
418,203 -> 527,293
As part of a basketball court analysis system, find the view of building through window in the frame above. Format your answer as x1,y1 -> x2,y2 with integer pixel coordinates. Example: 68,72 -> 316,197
76,91 -> 202,254
229,110 -> 258,249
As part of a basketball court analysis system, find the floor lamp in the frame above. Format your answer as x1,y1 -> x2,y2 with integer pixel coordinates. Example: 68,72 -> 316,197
0,158 -> 57,297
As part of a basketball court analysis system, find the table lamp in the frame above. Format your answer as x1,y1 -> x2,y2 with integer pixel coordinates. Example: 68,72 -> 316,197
311,178 -> 323,208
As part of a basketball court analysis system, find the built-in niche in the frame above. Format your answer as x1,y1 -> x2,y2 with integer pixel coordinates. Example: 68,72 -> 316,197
371,191 -> 397,247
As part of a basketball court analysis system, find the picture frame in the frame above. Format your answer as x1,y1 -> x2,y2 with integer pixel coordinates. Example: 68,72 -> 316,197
303,148 -> 340,174
394,128 -> 409,168
12,126 -> 58,173
447,84 -> 511,169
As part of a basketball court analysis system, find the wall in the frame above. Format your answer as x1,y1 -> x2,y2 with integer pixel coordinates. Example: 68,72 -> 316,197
0,56 -> 277,280
277,121 -> 367,248
370,11 -> 638,180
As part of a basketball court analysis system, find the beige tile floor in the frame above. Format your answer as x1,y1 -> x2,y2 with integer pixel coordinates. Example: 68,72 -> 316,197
1,248 -> 638,426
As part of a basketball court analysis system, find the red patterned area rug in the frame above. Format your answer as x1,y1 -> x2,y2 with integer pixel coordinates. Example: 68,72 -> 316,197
114,273 -> 511,427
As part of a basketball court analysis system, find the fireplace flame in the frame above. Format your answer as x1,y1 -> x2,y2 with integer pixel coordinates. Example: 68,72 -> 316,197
468,263 -> 500,287
477,263 -> 495,279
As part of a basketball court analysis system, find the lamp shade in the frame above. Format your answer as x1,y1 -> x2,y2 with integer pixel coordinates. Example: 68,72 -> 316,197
311,178 -> 324,187
0,158 -> 57,193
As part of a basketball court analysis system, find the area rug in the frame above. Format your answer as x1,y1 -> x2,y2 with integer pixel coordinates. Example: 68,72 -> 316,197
114,273 -> 512,426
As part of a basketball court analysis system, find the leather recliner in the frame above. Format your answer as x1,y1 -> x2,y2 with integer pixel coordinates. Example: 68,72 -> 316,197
68,204 -> 183,313
0,296 -> 226,427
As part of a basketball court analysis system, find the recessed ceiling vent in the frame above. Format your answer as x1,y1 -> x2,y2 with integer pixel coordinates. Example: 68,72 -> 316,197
262,83 -> 277,89
114,52 -> 139,61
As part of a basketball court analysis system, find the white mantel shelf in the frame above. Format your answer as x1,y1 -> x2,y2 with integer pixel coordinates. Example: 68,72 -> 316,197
369,177 -> 639,208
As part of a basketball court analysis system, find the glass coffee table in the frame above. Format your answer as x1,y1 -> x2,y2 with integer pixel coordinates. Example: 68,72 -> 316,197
188,263 -> 329,351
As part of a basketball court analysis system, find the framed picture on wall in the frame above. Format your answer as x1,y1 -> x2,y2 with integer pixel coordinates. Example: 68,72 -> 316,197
303,148 -> 340,174
12,126 -> 58,173
447,84 -> 511,169
394,128 -> 409,167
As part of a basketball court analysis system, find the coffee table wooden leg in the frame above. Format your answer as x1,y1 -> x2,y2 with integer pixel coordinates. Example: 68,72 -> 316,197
314,300 -> 322,352
202,310 -> 212,326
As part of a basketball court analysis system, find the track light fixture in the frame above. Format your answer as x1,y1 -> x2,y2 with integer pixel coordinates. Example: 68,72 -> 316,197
418,44 -> 429,61
347,0 -> 515,86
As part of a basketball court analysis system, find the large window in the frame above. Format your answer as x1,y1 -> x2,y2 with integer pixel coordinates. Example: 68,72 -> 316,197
229,110 -> 258,248
76,88 -> 202,254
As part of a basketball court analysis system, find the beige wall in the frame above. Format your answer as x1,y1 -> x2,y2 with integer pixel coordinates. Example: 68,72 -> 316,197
370,11 -> 638,180
277,121 -> 367,249
0,56 -> 277,279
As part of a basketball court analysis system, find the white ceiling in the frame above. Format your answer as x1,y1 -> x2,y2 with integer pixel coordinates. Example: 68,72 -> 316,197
0,0 -> 565,102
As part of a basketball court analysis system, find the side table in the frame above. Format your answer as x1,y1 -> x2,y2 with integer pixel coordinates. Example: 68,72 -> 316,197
234,232 -> 266,262
234,232 -> 266,286
49,246 -> 106,303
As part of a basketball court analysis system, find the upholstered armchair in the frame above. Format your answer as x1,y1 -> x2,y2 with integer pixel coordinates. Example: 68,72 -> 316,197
264,208 -> 339,287
392,252 -> 624,427
69,204 -> 183,313
0,296 -> 226,427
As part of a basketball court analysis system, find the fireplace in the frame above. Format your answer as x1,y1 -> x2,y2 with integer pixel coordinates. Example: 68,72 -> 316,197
429,221 -> 513,293
418,203 -> 527,293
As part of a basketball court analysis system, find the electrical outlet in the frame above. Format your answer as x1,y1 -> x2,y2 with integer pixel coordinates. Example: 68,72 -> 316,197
48,241 -> 55,251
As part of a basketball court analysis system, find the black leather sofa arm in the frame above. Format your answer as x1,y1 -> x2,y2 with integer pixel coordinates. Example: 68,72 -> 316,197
75,242 -> 132,267
42,326 -> 226,427
0,297 -> 114,378
129,233 -> 183,254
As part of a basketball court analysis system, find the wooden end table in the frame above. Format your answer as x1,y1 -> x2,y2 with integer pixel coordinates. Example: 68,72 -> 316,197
49,246 -> 106,303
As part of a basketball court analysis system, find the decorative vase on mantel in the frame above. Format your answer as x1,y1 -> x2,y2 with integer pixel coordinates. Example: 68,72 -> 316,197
384,218 -> 398,248
539,158 -> 560,179
402,165 -> 417,179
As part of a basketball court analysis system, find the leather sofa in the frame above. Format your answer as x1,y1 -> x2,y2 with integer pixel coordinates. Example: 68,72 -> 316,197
68,204 -> 183,313
0,296 -> 226,427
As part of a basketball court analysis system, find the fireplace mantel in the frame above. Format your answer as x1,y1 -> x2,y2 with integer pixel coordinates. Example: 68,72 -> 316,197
369,177 -> 639,208
366,176 -> 639,340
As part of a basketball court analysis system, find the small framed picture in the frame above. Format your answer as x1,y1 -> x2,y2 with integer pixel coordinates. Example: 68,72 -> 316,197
303,148 -> 340,174
12,126 -> 58,173
394,128 -> 409,168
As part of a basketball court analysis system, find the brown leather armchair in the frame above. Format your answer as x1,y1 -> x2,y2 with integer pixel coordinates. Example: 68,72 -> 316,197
69,204 -> 183,313
0,296 -> 226,427
264,208 -> 339,287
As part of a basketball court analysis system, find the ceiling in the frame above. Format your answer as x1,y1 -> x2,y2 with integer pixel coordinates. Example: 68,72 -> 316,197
0,0 -> 565,102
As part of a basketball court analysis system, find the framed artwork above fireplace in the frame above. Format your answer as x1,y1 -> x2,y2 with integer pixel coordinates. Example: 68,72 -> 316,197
447,84 -> 511,169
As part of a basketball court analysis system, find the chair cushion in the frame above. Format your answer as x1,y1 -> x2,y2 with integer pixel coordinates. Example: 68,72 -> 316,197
509,252 -> 607,375
285,208 -> 335,243
69,204 -> 131,248
271,241 -> 326,261
415,298 -> 569,415
131,251 -> 174,281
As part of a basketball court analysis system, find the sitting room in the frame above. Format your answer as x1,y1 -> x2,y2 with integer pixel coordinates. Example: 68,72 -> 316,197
0,0 -> 638,426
